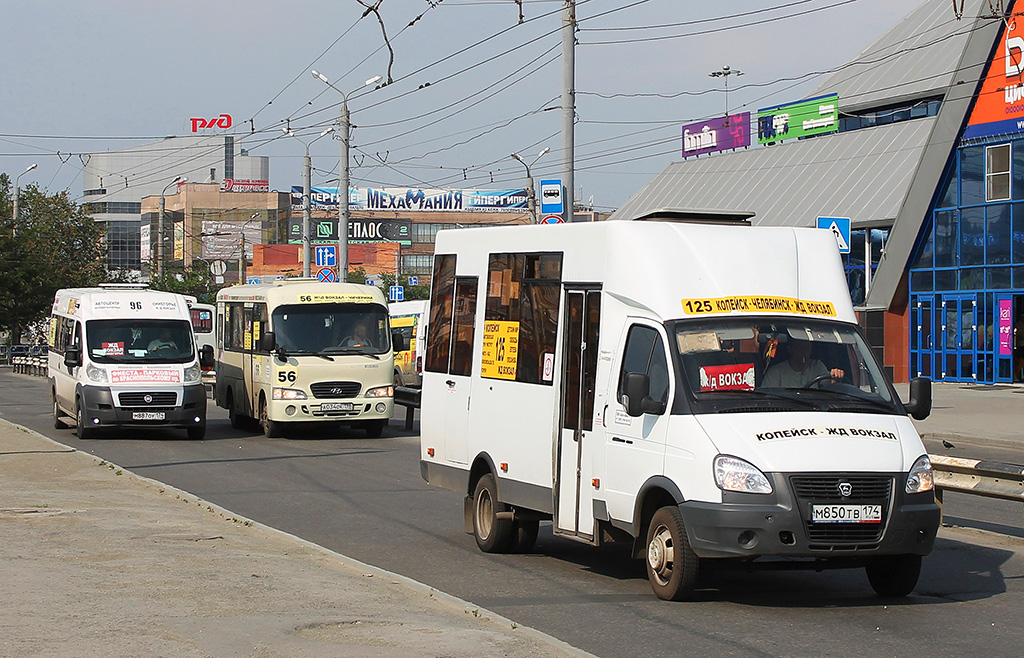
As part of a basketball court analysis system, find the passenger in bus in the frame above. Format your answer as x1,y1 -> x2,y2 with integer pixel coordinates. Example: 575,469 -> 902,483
762,338 -> 844,388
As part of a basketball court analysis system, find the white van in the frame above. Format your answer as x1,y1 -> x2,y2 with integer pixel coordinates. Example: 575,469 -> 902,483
389,299 -> 427,387
49,284 -> 208,440
214,280 -> 399,438
419,221 -> 939,601
184,297 -> 216,386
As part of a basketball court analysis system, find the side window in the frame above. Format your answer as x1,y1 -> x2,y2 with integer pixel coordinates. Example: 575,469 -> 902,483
425,254 -> 456,373
618,325 -> 669,405
449,278 -> 478,376
254,304 -> 269,353
225,303 -> 245,351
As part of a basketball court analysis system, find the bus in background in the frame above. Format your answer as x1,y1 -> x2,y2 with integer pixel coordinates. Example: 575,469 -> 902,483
184,295 -> 216,386
388,299 -> 427,387
214,280 -> 402,438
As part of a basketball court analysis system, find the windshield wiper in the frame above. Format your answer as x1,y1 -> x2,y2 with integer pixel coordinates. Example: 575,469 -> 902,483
799,387 -> 895,411
698,388 -> 818,409
322,347 -> 380,360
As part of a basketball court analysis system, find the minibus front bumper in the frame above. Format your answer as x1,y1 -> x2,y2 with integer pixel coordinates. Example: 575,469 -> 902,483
678,471 -> 941,559
78,384 -> 207,430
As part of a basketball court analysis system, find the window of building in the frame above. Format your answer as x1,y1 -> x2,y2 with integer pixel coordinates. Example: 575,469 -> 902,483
960,146 -> 985,206
402,254 -> 433,275
986,144 -> 1011,202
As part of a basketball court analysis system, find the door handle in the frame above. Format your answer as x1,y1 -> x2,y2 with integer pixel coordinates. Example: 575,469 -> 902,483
445,380 -> 455,387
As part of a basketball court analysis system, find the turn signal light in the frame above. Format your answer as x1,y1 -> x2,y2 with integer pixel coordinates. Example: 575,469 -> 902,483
427,448 -> 435,457
592,478 -> 600,488
500,462 -> 509,472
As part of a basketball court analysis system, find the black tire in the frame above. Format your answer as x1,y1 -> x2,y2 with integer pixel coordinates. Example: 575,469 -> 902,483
364,419 -> 386,438
75,398 -> 96,440
472,473 -> 514,553
394,369 -> 404,387
866,554 -> 922,597
259,396 -> 281,438
227,391 -> 248,430
53,394 -> 68,430
510,519 -> 539,553
187,423 -> 207,441
645,506 -> 699,601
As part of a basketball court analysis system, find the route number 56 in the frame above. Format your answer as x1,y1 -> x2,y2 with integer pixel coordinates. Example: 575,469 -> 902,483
277,370 -> 297,383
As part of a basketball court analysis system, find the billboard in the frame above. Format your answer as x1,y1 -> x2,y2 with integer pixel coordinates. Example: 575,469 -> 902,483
287,217 -> 411,245
964,17 -> 1024,139
291,187 -> 528,212
682,113 -> 751,157
757,94 -> 839,144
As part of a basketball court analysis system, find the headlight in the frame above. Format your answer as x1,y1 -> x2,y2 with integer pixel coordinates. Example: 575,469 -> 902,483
184,364 -> 201,383
85,363 -> 108,384
906,455 -> 934,494
272,387 -> 307,400
365,385 -> 394,398
714,455 -> 773,494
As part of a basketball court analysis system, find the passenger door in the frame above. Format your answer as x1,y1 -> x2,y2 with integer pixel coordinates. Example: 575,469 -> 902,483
555,288 -> 601,538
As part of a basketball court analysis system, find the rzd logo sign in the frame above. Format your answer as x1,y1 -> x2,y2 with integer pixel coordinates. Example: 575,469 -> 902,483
190,114 -> 232,132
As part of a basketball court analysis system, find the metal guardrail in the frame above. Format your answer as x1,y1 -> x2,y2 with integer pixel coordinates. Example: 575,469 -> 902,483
930,454 -> 1024,507
394,385 -> 421,431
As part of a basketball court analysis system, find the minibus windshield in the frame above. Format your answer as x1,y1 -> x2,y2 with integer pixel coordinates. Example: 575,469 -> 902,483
272,303 -> 390,355
86,319 -> 195,364
670,318 -> 900,414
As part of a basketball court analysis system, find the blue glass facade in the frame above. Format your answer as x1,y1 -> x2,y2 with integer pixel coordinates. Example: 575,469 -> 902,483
909,138 -> 1024,383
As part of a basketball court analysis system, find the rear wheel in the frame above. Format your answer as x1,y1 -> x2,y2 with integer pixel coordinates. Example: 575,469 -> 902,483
75,397 -> 96,440
227,392 -> 248,430
259,396 -> 281,438
866,554 -> 922,597
645,506 -> 699,601
472,473 -> 513,553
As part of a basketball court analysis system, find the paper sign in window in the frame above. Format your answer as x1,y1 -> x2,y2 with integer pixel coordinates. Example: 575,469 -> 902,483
699,364 -> 755,391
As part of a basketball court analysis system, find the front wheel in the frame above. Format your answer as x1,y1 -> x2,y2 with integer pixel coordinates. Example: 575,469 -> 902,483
75,398 -> 96,440
645,506 -> 699,601
364,419 -> 386,438
472,473 -> 513,553
866,554 -> 922,597
53,395 -> 68,430
187,423 -> 207,441
259,397 -> 282,438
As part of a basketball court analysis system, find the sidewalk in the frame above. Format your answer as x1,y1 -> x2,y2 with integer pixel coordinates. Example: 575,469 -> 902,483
913,382 -> 1024,461
0,420 -> 591,658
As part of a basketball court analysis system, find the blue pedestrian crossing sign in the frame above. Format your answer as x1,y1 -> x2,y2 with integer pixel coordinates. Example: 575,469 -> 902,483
389,285 -> 404,301
817,216 -> 851,254
315,245 -> 337,268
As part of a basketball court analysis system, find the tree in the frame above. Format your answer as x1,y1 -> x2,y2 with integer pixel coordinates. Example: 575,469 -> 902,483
0,176 -> 106,344
148,260 -> 222,304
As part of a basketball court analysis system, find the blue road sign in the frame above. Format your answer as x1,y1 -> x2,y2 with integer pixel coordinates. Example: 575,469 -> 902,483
365,278 -> 376,287
389,285 -> 404,302
247,277 -> 260,285
315,245 -> 337,268
316,267 -> 337,283
408,276 -> 418,286
817,216 -> 851,254
540,179 -> 563,215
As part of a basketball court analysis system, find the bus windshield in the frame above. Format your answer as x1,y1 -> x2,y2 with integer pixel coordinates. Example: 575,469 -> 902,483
86,319 -> 195,364
669,318 -> 900,415
272,303 -> 390,355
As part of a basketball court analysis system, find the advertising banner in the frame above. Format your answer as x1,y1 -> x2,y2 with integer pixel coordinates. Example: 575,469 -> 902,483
201,220 -> 261,260
999,298 -> 1013,356
287,217 -> 411,245
758,94 -> 839,144
682,113 -> 751,157
292,187 -> 528,212
965,17 -> 1024,139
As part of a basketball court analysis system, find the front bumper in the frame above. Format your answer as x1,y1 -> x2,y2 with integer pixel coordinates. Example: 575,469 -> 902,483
680,471 -> 941,559
266,396 -> 394,423
78,384 -> 207,430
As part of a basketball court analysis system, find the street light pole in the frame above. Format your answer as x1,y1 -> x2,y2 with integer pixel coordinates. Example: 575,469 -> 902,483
311,70 -> 382,282
12,163 -> 38,238
239,212 -> 261,284
157,175 -> 186,278
284,127 -> 334,277
511,147 -> 549,224
709,65 -> 743,117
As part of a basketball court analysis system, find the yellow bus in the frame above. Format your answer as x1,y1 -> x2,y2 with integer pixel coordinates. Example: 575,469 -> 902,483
215,280 -> 397,437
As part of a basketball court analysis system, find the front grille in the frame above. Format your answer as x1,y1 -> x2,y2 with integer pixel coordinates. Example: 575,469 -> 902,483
118,392 -> 177,406
310,381 -> 361,399
790,474 -> 893,548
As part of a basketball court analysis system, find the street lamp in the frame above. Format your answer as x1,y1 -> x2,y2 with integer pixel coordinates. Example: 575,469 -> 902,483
511,147 -> 550,224
709,65 -> 743,117
284,126 -> 335,277
12,163 -> 38,238
311,70 -> 383,281
157,175 -> 186,278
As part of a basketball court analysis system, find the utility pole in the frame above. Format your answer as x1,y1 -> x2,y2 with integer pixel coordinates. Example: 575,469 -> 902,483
285,127 -> 334,278
562,0 -> 575,223
238,232 -> 246,284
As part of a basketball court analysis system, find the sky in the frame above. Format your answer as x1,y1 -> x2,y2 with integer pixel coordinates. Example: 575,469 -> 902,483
0,0 -> 930,212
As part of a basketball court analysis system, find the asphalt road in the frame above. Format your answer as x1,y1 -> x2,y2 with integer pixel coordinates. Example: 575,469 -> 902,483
2,368 -> 1023,657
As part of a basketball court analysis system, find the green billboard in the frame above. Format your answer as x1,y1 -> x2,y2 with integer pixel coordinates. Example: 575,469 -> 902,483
757,94 -> 839,145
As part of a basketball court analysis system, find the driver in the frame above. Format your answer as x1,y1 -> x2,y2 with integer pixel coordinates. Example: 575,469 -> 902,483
762,338 -> 844,388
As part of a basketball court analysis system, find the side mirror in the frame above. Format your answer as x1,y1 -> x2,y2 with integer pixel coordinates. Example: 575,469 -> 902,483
905,377 -> 931,421
391,331 -> 407,353
259,331 -> 276,353
623,372 -> 666,417
64,346 -> 82,368
199,344 -> 215,369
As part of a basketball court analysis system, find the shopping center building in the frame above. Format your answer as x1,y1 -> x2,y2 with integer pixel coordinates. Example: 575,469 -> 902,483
612,0 -> 1024,384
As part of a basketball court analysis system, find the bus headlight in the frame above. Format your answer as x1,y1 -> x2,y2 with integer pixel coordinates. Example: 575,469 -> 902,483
365,385 -> 393,398
906,455 -> 934,494
714,455 -> 773,494
184,364 -> 201,383
272,387 -> 307,400
85,363 -> 108,384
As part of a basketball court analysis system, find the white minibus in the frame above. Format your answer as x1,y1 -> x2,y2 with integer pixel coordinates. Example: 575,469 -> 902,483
49,284 -> 209,440
214,280 -> 399,437
419,221 -> 939,601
